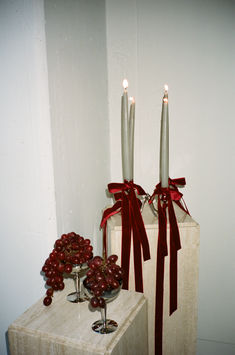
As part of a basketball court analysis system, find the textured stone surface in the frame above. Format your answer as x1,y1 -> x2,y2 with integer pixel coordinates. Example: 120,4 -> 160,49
108,202 -> 200,355
8,285 -> 148,355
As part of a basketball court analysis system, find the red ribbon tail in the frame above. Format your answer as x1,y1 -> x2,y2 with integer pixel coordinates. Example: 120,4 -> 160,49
100,201 -> 122,229
155,199 -> 168,355
131,210 -> 144,293
169,242 -> 177,315
130,188 -> 151,261
121,193 -> 131,290
168,198 -> 181,315
155,248 -> 165,355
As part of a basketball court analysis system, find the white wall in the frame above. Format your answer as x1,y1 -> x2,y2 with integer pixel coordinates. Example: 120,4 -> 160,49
0,1 -> 109,354
0,1 -> 57,354
105,0 -> 235,354
44,0 -> 110,253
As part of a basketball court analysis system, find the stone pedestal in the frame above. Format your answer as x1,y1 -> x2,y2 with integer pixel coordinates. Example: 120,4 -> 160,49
108,202 -> 200,355
8,284 -> 148,355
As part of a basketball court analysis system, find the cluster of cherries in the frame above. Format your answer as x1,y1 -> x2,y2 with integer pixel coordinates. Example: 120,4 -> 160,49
42,232 -> 93,306
84,254 -> 124,309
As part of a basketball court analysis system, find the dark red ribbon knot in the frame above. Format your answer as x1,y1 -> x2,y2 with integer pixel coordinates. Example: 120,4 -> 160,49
100,180 -> 151,292
149,177 -> 190,355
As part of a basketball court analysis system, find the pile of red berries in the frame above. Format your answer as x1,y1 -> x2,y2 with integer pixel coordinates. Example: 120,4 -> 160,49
84,254 -> 124,309
41,232 -> 93,306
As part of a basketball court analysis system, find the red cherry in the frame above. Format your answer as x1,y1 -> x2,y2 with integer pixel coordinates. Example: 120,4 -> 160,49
84,252 -> 92,259
61,234 -> 68,240
58,282 -> 65,290
55,245 -> 63,252
90,297 -> 99,308
42,265 -> 50,273
84,239 -> 90,245
108,254 -> 118,264
117,268 -> 124,279
52,260 -> 59,269
45,259 -> 53,266
71,243 -> 79,250
46,288 -> 54,297
99,280 -> 108,292
52,282 -> 59,290
64,264 -> 72,273
112,280 -> 120,289
109,264 -> 119,272
55,239 -> 63,248
46,278 -> 53,286
68,232 -> 76,238
92,283 -> 100,292
90,263 -> 97,270
57,263 -> 65,273
45,270 -> 53,278
51,270 -> 57,277
72,256 -> 80,265
43,296 -> 52,306
98,297 -> 105,308
65,255 -> 72,263
95,274 -> 104,283
88,280 -> 96,290
106,275 -> 115,286
78,236 -> 84,244
86,269 -> 94,278
63,238 -> 70,246
49,252 -> 57,261
57,252 -> 65,261
106,267 -> 113,276
93,257 -> 103,268
55,275 -> 63,283
94,288 -> 103,297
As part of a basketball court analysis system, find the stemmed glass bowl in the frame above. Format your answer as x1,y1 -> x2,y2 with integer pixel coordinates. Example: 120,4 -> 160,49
66,262 -> 89,303
83,280 -> 122,334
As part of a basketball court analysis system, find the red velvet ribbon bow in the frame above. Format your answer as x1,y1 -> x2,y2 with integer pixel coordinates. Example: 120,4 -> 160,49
100,180 -> 151,292
149,177 -> 190,355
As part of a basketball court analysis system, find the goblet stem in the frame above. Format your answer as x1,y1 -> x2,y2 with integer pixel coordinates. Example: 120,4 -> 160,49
67,265 -> 87,303
74,271 -> 80,299
101,304 -> 107,329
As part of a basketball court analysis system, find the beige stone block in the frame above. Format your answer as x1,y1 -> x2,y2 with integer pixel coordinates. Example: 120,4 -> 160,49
8,284 -> 148,355
108,202 -> 200,355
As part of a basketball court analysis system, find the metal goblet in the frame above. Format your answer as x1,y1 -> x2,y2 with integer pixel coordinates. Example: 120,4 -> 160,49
66,263 -> 89,303
84,281 -> 122,334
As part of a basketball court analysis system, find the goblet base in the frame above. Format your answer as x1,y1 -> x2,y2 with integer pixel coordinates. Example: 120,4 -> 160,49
92,319 -> 118,334
67,292 -> 87,303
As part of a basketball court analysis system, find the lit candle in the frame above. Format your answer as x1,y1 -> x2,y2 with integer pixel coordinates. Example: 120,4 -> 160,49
160,85 -> 169,188
129,97 -> 135,181
121,79 -> 131,181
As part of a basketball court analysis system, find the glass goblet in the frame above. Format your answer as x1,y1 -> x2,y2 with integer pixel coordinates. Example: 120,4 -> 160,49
67,263 -> 89,303
84,281 -> 122,334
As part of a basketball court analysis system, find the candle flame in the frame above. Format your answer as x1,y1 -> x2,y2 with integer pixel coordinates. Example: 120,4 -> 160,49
164,84 -> 168,92
122,79 -> 128,90
163,98 -> 168,103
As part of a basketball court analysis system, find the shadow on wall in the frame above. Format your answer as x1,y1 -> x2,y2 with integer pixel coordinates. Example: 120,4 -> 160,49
5,331 -> 10,355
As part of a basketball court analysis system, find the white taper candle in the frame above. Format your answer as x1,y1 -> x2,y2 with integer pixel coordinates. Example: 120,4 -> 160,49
121,79 -> 131,181
160,85 -> 169,188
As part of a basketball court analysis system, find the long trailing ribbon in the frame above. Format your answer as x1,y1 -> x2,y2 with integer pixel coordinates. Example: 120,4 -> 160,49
149,177 -> 190,355
100,180 -> 151,292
